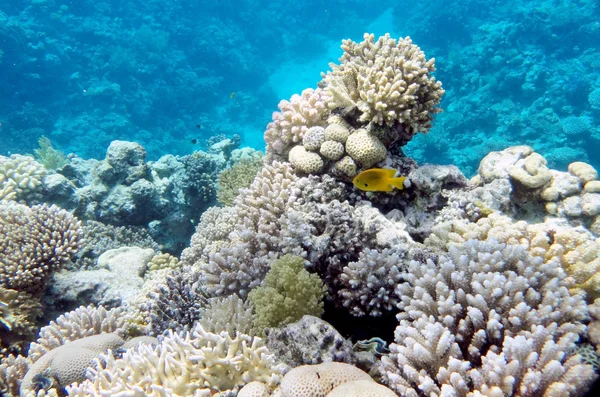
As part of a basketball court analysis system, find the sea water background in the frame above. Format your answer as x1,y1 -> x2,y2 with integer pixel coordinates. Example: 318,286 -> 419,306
0,0 -> 599,176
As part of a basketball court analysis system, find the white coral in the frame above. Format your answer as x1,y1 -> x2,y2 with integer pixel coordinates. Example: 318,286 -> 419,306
381,239 -> 595,396
67,325 -> 284,396
322,33 -> 443,133
264,88 -> 329,161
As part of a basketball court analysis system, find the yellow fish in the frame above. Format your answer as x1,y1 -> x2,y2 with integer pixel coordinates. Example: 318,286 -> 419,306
352,168 -> 406,192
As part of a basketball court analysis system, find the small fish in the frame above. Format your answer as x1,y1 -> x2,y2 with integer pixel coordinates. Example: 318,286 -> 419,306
353,337 -> 391,357
191,139 -> 198,144
229,91 -> 236,99
195,123 -> 202,129
352,168 -> 406,192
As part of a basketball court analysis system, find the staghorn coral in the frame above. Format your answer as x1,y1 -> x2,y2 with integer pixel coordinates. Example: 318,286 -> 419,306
264,88 -> 330,161
66,324 -> 284,396
321,33 -> 444,135
381,238 -> 594,396
427,212 -> 600,300
0,201 -> 82,294
248,255 -> 326,332
338,247 -> 405,317
217,155 -> 264,207
0,354 -> 29,397
0,154 -> 47,203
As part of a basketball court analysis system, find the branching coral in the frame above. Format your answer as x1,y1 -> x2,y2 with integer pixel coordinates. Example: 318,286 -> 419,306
248,255 -> 326,331
264,88 -> 330,161
66,324 -> 284,396
198,162 -> 302,298
381,239 -> 594,396
26,305 -> 135,364
0,154 -> 47,203
322,33 -> 444,134
338,247 -> 405,317
75,220 -> 159,269
199,295 -> 256,336
0,202 -> 82,295
180,206 -> 238,266
147,266 -> 209,335
0,287 -> 42,355
217,155 -> 264,207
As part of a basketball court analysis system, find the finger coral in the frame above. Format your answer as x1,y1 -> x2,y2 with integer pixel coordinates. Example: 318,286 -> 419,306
0,154 -> 47,203
381,238 -> 594,396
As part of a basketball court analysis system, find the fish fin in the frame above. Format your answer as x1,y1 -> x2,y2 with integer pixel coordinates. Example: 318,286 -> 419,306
383,168 -> 397,177
390,176 -> 407,191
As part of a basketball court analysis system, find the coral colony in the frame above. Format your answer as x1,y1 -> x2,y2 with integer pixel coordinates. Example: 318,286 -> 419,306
1,33 -> 600,397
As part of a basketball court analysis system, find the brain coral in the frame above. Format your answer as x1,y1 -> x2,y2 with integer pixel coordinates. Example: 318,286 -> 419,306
289,145 -> 325,174
322,33 -> 444,135
345,129 -> 387,168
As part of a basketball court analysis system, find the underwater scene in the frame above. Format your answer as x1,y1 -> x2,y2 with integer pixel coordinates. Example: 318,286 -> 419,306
1,0 -> 600,396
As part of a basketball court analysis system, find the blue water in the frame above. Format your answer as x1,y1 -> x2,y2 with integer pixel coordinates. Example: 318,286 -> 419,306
1,0 -> 599,176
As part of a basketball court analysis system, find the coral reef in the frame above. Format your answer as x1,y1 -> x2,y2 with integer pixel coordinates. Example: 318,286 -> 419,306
2,18 -> 600,397
264,33 -> 444,180
44,140 -> 233,253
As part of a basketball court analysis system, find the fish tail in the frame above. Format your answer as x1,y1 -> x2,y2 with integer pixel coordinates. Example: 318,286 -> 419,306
390,176 -> 407,190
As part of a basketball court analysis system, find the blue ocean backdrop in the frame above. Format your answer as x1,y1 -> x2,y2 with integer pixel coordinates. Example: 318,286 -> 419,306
1,0 -> 598,176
